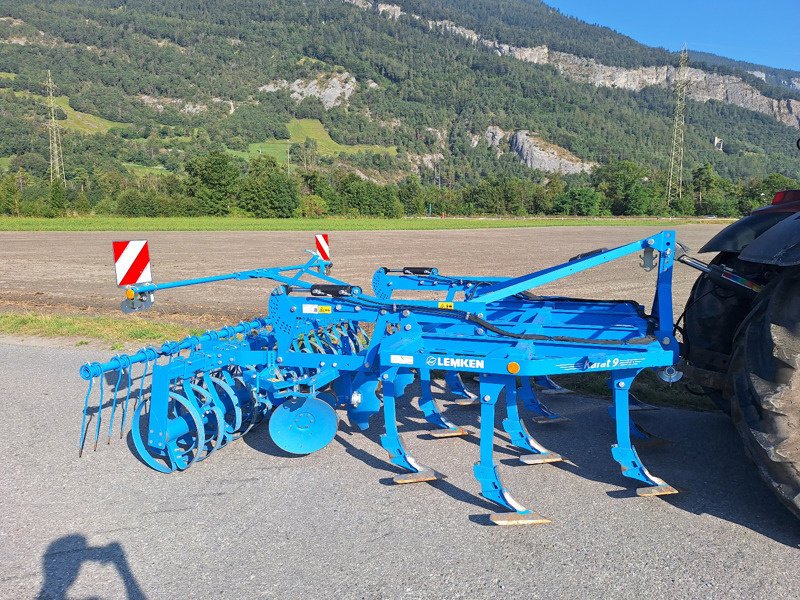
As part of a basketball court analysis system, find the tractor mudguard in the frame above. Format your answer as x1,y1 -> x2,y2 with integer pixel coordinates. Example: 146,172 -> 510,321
698,211 -> 791,254
738,213 -> 800,266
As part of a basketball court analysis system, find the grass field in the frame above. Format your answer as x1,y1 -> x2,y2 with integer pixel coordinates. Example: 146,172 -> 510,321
0,215 -> 722,232
10,90 -> 127,133
229,118 -> 396,163
0,313 -> 197,348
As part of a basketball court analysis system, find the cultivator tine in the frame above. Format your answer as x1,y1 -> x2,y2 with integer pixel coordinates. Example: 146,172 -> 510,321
535,375 -> 570,395
518,377 -> 567,424
609,371 -> 677,496
476,376 -> 550,525
444,371 -> 477,405
418,367 -> 469,437
379,368 -> 438,483
502,383 -> 562,465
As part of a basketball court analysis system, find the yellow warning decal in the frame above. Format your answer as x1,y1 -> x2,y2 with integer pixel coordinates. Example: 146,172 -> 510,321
438,302 -> 454,310
302,304 -> 333,314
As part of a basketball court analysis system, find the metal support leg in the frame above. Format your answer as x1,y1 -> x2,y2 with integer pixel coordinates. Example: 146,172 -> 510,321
418,367 -> 469,438
474,375 -> 550,525
502,383 -> 562,465
519,377 -> 567,423
445,371 -> 478,406
379,367 -> 438,484
609,370 -> 677,497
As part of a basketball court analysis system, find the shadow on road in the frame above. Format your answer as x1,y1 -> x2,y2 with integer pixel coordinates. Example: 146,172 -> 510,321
37,534 -> 147,600
529,393 -> 800,548
298,378 -> 800,545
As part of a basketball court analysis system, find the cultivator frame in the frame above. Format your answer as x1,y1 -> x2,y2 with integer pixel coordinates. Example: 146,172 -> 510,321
79,231 -> 680,524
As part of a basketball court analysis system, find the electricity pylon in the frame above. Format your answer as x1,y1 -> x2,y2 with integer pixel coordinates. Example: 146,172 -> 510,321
666,47 -> 688,208
46,70 -> 66,186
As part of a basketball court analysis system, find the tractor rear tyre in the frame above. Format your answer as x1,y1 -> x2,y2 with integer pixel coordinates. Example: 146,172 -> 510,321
682,252 -> 760,413
728,266 -> 800,519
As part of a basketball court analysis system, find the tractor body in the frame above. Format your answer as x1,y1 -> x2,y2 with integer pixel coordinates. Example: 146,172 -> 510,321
681,190 -> 800,518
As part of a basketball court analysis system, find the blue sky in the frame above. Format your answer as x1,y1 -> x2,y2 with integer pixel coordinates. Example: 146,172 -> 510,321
544,1 -> 800,71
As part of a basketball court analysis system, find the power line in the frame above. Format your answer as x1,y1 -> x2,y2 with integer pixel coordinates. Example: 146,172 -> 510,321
666,46 -> 688,209
46,70 -> 66,187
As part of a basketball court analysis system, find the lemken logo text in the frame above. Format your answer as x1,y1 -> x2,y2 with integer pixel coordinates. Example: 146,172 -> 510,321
426,356 -> 485,369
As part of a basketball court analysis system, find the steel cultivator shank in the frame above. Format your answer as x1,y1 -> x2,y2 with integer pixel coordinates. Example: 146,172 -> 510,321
80,233 -> 682,525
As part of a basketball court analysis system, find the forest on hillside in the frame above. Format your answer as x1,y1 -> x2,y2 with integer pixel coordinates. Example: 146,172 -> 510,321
0,0 -> 798,219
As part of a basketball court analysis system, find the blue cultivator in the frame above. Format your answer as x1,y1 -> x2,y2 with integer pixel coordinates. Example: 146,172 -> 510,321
79,232 -> 680,524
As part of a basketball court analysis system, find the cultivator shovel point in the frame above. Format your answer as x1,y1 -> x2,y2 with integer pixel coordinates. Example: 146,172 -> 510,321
79,232 -> 682,525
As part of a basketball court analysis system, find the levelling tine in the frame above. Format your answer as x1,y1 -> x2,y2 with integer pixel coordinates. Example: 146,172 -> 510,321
78,376 -> 94,457
92,379 -> 105,452
106,356 -> 124,445
132,354 -> 151,414
118,365 -> 133,439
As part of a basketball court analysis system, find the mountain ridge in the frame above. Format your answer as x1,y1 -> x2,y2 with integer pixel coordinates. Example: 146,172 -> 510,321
0,0 -> 798,185
347,0 -> 800,128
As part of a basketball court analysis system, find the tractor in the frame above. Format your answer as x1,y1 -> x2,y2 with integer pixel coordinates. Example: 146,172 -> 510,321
680,189 -> 800,519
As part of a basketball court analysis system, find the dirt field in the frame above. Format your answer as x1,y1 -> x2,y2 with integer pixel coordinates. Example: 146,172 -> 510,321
0,225 -> 725,325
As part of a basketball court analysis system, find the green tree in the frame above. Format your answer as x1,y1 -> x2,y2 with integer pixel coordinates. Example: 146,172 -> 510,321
185,150 -> 240,216
73,190 -> 91,215
48,183 -> 66,218
116,189 -> 159,217
592,161 -> 653,215
0,173 -> 21,216
692,163 -> 738,216
299,194 -> 328,217
739,173 -> 800,213
553,187 -> 605,216
239,157 -> 300,218
398,175 -> 425,215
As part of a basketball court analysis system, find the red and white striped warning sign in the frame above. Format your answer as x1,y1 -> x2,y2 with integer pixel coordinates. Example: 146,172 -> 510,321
112,240 -> 152,287
315,234 -> 330,260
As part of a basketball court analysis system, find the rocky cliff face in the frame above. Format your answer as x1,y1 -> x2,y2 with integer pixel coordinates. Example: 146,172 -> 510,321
484,126 -> 506,152
259,72 -> 357,109
509,131 -> 594,174
539,52 -> 800,129
346,1 -> 800,129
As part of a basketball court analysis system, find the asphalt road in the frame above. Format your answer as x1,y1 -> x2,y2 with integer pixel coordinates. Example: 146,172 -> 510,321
2,339 -> 799,600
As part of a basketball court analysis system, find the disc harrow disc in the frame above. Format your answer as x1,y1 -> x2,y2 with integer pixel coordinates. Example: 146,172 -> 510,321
269,396 -> 339,455
190,382 -> 226,460
131,392 -> 206,473
208,374 -> 243,434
